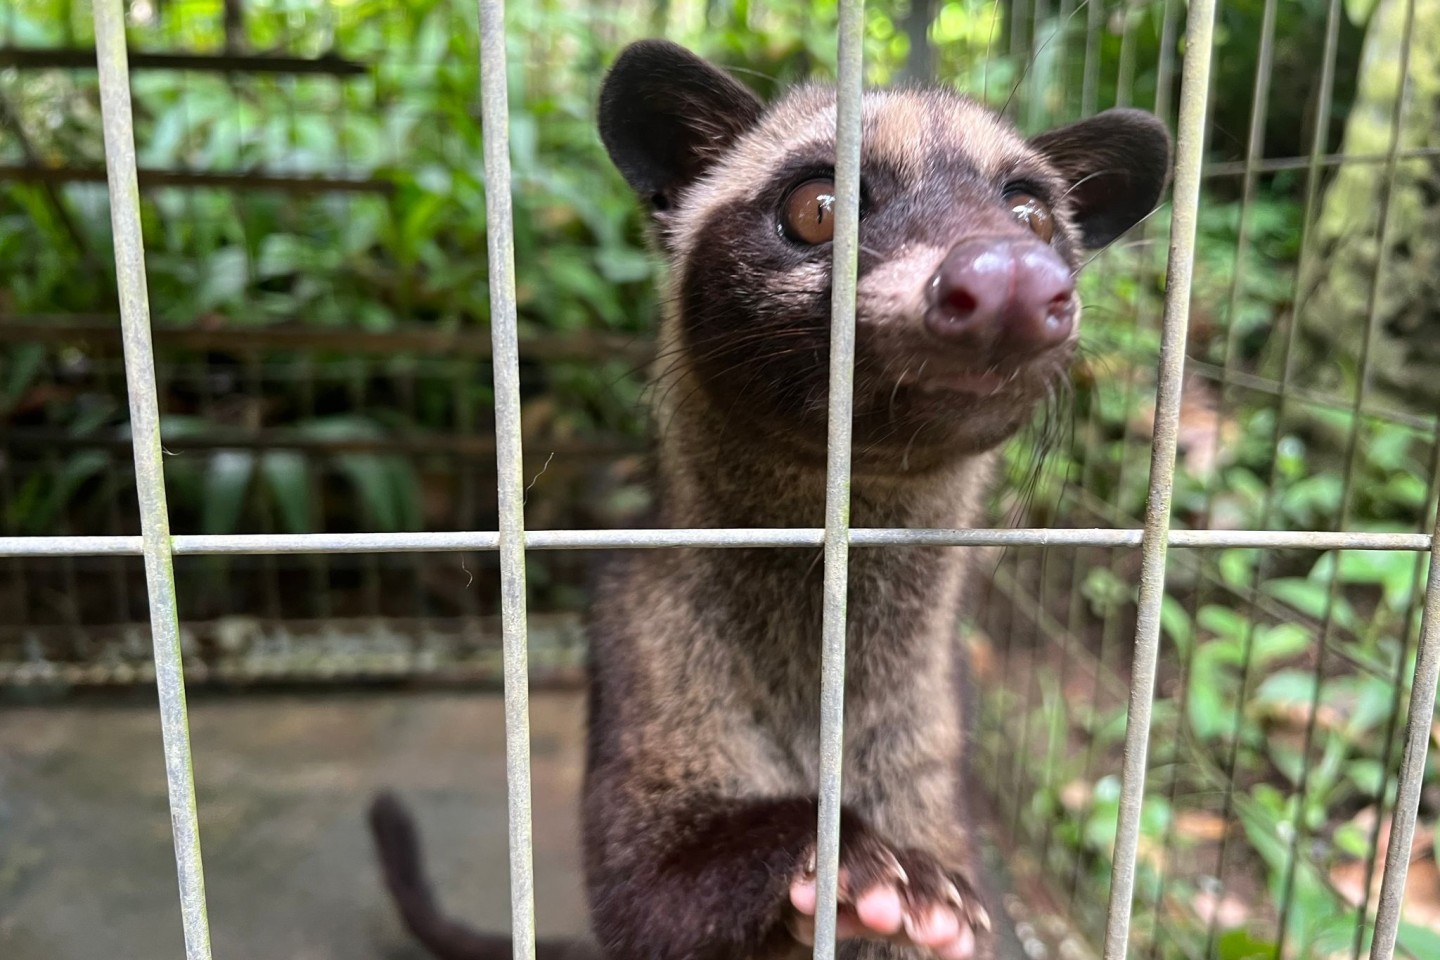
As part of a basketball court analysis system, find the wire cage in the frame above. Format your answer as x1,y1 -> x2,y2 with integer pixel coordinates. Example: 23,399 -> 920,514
2,1 -> 1439,960
1,0 -> 656,684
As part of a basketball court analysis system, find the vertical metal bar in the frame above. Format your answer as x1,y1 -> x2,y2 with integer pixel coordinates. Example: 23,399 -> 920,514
245,355 -> 284,620
992,555 -> 1024,828
100,369 -> 136,625
1100,0 -> 1217,956
1355,429 -> 1440,960
1194,0 -> 1340,948
1346,1 -> 1422,955
1080,0 -> 1104,116
1018,0 -> 1070,873
396,362 -> 430,624
1370,510 -> 1440,960
1113,2 -> 1139,110
999,0 -> 1032,120
1266,0 -> 1344,450
1053,0 -> 1076,117
983,0 -> 1003,105
1026,548 -> 1061,856
1276,0 -> 1416,950
1009,0 -> 1032,91
1160,3 -> 1275,956
1068,0 -> 1179,918
475,2 -> 537,959
346,358 -> 385,617
0,460 -> 33,637
298,356 -> 334,622
1152,0 -> 1181,122
91,1 -> 213,958
1024,0 -> 1050,131
453,361 -> 484,633
1008,550 -> 1040,840
813,1 -> 863,958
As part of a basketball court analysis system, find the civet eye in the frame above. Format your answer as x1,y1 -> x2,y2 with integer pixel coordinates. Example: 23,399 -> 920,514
1006,190 -> 1055,243
782,179 -> 838,245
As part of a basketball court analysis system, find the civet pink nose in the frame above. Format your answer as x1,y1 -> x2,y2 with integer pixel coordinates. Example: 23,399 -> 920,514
925,237 -> 1076,357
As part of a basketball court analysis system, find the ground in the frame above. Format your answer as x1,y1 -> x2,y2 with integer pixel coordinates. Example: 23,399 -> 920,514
0,689 -> 591,960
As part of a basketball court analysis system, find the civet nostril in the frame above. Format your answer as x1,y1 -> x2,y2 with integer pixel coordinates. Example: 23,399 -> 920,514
924,237 -> 1077,356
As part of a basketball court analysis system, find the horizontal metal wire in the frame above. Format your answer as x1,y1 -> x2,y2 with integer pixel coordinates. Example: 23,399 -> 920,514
0,528 -> 1431,557
3,427 -> 638,460
0,46 -> 369,74
0,163 -> 391,194
1201,144 -> 1440,179
0,315 -> 653,362
1186,359 -> 1438,434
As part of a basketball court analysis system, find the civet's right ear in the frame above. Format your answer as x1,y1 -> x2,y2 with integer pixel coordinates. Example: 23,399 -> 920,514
1029,108 -> 1173,250
598,40 -> 764,216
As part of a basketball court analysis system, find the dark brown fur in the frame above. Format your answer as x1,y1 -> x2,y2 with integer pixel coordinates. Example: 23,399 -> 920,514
371,39 -> 1170,960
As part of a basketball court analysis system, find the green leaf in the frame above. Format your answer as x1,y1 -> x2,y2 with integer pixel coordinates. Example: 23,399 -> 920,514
256,233 -> 335,279
195,246 -> 249,311
1380,472 -> 1429,510
1280,473 -> 1343,524
594,247 -> 654,285
1262,577 -> 1357,631
1252,622 -> 1312,668
1252,669 -> 1319,710
1161,594 -> 1194,656
1336,673 -> 1400,737
1215,928 -> 1277,960
1344,758 -> 1385,796
1188,669 -> 1235,741
2,343 -> 46,410
1364,423 -> 1415,472
1333,820 -> 1372,859
334,453 -> 402,531
202,450 -> 255,536
1218,547 -> 1261,588
259,451 -> 313,533
386,457 -> 422,530
287,415 -> 418,530
1081,566 -> 1131,617
8,451 -> 109,533
1236,790 -> 1347,949
1198,603 -> 1247,643
416,8 -> 451,67
1398,920 -> 1440,960
1325,549 -> 1424,613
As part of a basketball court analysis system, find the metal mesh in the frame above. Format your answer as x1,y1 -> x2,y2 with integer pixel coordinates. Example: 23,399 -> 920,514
973,1 -> 1440,958
2,1 -> 1438,960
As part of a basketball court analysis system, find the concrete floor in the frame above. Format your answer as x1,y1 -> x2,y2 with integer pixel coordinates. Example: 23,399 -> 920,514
0,689 -> 591,960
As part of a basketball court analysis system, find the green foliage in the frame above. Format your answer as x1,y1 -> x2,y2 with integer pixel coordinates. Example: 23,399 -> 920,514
983,2 -> 1435,946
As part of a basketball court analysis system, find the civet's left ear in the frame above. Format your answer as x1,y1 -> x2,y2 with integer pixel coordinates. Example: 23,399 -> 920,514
1029,108 -> 1172,249
597,40 -> 765,216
